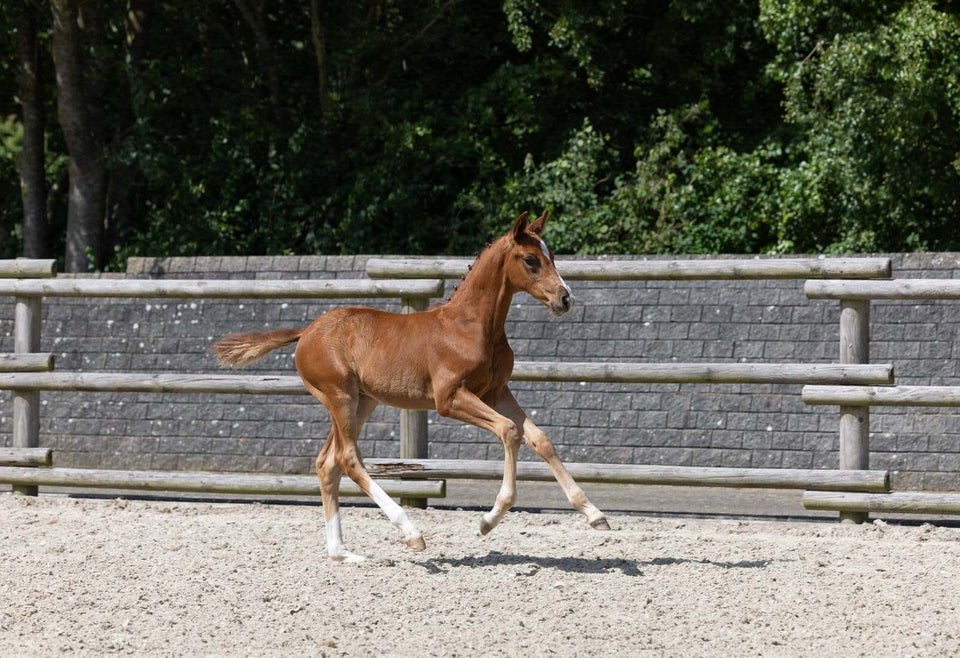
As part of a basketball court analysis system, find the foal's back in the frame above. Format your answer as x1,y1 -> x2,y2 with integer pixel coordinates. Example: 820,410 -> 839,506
294,306 -> 442,409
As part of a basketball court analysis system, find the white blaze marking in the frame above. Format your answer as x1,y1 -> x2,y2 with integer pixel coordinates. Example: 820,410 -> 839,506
540,238 -> 571,294
538,238 -> 551,260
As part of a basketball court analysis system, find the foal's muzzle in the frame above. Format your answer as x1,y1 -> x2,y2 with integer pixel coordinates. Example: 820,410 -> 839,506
549,290 -> 573,316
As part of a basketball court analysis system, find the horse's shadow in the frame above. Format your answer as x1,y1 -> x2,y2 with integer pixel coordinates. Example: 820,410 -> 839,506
415,550 -> 772,577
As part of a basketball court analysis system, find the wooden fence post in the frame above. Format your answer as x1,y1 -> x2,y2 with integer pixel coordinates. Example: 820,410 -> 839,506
400,296 -> 429,508
12,295 -> 41,495
838,299 -> 870,524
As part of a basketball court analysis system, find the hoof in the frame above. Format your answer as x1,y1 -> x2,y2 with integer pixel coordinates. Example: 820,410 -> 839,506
479,516 -> 495,536
405,536 -> 426,552
590,517 -> 612,531
330,552 -> 366,564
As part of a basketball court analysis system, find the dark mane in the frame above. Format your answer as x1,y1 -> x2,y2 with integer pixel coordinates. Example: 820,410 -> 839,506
440,236 -> 508,306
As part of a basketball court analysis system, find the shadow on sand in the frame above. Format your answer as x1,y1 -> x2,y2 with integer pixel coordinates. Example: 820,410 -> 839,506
416,550 -> 772,576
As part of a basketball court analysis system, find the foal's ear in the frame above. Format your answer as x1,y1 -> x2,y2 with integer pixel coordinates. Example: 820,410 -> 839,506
511,211 -> 530,241
528,210 -> 549,236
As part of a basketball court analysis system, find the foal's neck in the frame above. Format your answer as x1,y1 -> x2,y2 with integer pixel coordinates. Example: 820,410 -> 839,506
444,238 -> 515,342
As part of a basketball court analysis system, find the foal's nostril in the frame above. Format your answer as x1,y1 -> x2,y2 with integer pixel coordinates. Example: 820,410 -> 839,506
561,293 -> 571,310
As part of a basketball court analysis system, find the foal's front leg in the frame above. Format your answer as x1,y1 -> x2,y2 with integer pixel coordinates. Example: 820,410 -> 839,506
435,386 -> 521,535
496,390 -> 610,530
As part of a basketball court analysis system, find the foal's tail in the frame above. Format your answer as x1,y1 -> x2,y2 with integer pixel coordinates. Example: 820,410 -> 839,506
212,328 -> 303,368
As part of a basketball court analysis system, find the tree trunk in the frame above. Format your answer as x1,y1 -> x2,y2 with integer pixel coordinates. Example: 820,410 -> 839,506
103,159 -> 137,261
51,0 -> 106,272
17,0 -> 49,259
102,0 -> 148,262
233,0 -> 281,104
309,0 -> 330,113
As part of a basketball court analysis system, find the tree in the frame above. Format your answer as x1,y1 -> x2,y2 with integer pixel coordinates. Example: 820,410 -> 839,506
51,0 -> 106,271
495,0 -> 960,255
3,1 -> 960,262
16,0 -> 48,258
764,0 -> 960,252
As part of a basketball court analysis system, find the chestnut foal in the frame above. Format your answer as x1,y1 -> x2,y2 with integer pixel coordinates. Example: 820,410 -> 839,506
213,211 -> 609,562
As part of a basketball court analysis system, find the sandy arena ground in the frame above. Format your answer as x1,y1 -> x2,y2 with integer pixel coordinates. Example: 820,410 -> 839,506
1,494 -> 959,657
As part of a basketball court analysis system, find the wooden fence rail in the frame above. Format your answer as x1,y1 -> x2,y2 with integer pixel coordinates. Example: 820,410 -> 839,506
0,363 -> 894,395
0,353 -> 54,372
0,466 -> 444,498
0,373 -> 308,395
510,362 -> 893,385
803,385 -> 960,407
365,458 -> 889,492
0,278 -> 444,299
806,279 -> 960,300
0,447 -> 52,467
0,259 -> 56,278
367,257 -> 893,280
803,491 -> 960,514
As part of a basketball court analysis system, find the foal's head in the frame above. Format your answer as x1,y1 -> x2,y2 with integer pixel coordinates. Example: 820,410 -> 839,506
504,211 -> 572,316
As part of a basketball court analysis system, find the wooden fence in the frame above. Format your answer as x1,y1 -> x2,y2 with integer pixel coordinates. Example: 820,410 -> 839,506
366,256 -> 901,521
0,260 -> 445,501
797,279 -> 960,516
3,255 -> 957,522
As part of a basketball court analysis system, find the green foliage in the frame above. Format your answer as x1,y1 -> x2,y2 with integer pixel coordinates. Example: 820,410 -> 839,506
2,0 -> 960,261
769,0 -> 960,252
490,0 -> 960,255
493,119 -> 619,254
486,103 -> 781,255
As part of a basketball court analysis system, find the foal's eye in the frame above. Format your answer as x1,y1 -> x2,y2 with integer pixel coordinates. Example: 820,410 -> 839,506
523,254 -> 539,268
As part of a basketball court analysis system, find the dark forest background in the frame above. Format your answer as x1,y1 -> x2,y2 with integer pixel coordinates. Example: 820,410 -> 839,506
2,1 -> 959,271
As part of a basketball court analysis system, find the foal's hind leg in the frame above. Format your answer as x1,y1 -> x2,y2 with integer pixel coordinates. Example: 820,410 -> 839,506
312,391 -> 380,562
324,390 -> 425,553
496,390 -> 610,530
309,385 -> 404,561
315,428 -> 363,563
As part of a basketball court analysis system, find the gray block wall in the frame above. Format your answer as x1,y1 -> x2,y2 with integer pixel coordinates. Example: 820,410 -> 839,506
2,253 -> 960,491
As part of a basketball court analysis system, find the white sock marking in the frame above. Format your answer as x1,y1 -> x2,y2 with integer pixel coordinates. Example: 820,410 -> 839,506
367,479 -> 422,541
325,513 -> 365,562
325,512 -> 343,551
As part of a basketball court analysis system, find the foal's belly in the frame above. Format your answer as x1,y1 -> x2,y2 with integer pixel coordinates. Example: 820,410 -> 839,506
359,369 -> 437,411
359,355 -> 510,411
